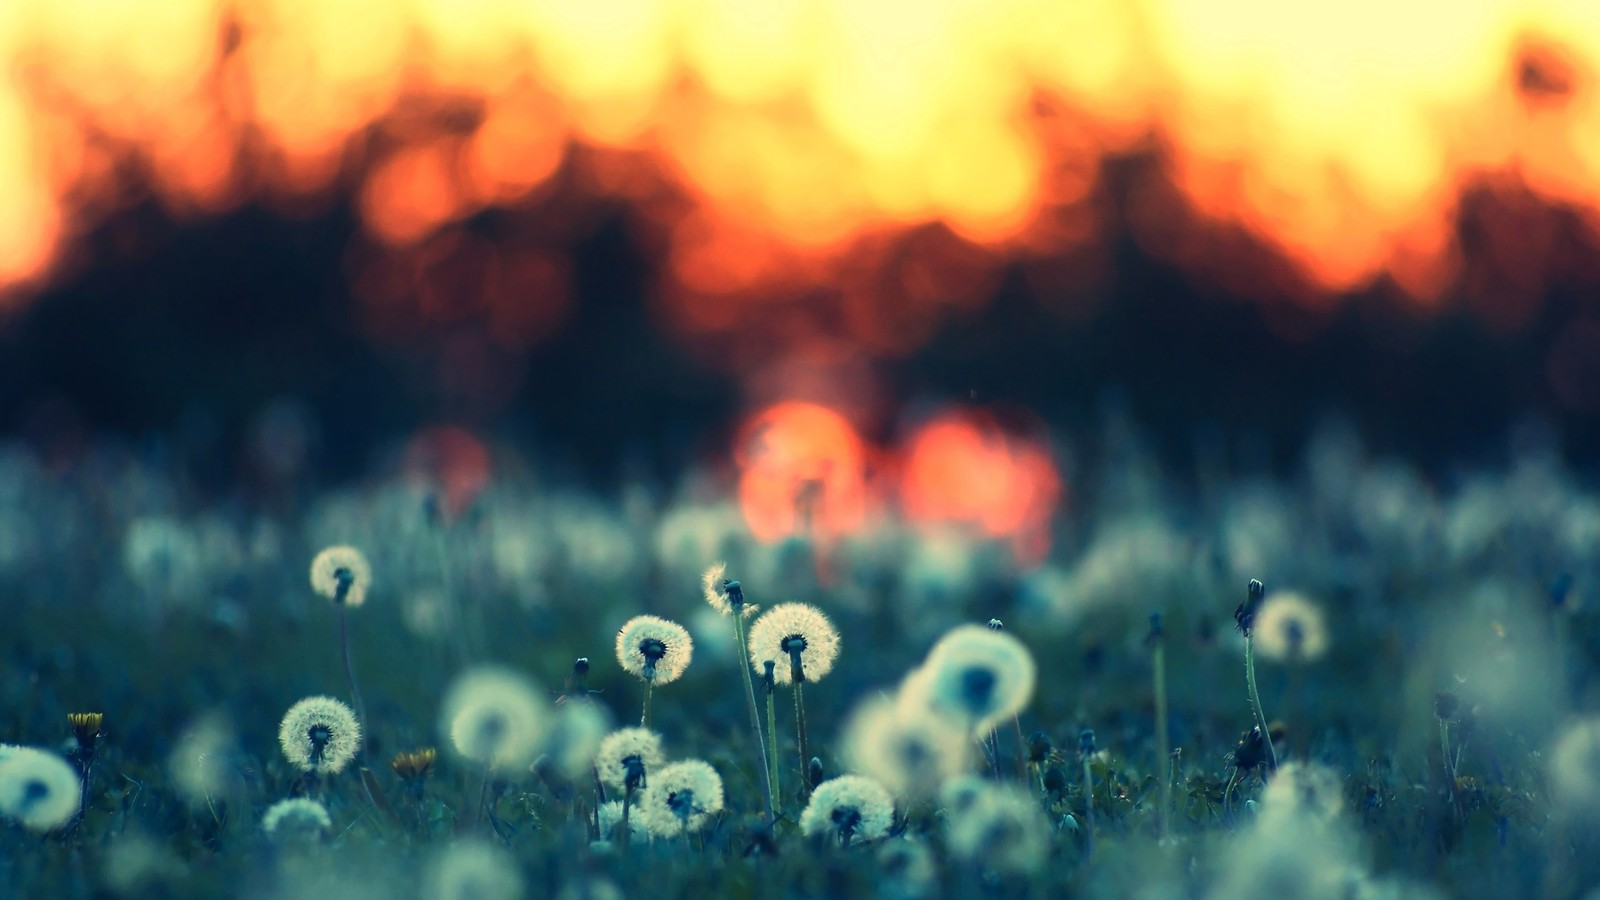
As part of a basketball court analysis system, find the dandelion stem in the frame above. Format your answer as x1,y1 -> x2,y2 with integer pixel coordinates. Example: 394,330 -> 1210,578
734,612 -> 776,823
1081,754 -> 1096,857
336,601 -> 379,811
1152,626 -> 1171,842
1440,720 -> 1462,822
621,784 -> 634,847
1010,716 -> 1029,785
790,649 -> 810,797
641,679 -> 654,728
1243,635 -> 1278,771
764,663 -> 781,815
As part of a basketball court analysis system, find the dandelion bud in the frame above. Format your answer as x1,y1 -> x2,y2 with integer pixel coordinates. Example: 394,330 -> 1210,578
1434,691 -> 1459,722
1026,730 -> 1052,764
808,757 -> 825,790
68,713 -> 104,750
1078,728 -> 1096,758
1042,767 -> 1068,796
1236,579 -> 1265,635
391,748 -> 437,783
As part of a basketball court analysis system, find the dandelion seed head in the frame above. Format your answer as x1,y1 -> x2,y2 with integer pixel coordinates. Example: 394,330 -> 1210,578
799,775 -> 894,843
0,747 -> 80,831
261,797 -> 331,840
597,800 -> 649,840
937,774 -> 990,816
908,624 -> 1036,734
1261,762 -> 1346,824
701,562 -> 733,614
443,667 -> 548,771
1253,592 -> 1329,663
595,727 -> 664,792
546,701 -> 611,781
636,759 -> 725,837
748,602 -> 840,684
946,783 -> 1049,875
169,713 -> 236,803
309,545 -> 373,606
425,840 -> 524,900
842,695 -> 969,798
615,615 -> 694,684
277,696 -> 361,775
877,838 -> 937,898
1551,717 -> 1600,815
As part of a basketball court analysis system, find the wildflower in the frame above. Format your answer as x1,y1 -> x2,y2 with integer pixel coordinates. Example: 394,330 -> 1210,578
68,713 -> 103,749
597,800 -> 649,840
0,747 -> 81,831
905,624 -> 1036,734
1253,592 -> 1329,662
443,667 -> 548,771
748,603 -> 840,684
799,775 -> 894,846
841,695 -> 969,798
595,728 -> 664,792
278,696 -> 362,775
615,615 -> 694,685
391,747 -> 437,783
1260,762 -> 1345,824
309,545 -> 372,606
636,759 -> 725,837
946,783 -> 1050,876
261,797 -> 331,840
425,840 -> 524,900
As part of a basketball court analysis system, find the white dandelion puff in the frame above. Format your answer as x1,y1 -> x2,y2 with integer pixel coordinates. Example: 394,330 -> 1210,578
0,747 -> 81,831
1551,717 -> 1600,816
937,774 -> 990,817
636,759 -> 725,837
1253,592 -> 1329,663
169,713 -> 236,803
748,603 -> 841,684
878,838 -> 938,899
309,545 -> 373,606
598,800 -> 649,840
615,615 -> 694,685
443,666 -> 549,771
907,624 -> 1036,734
946,783 -> 1050,876
595,728 -> 665,792
799,775 -> 894,845
261,797 -> 331,840
277,696 -> 362,775
425,840 -> 524,900
701,562 -> 733,614
842,695 -> 969,799
1260,762 -> 1345,824
544,701 -> 611,782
